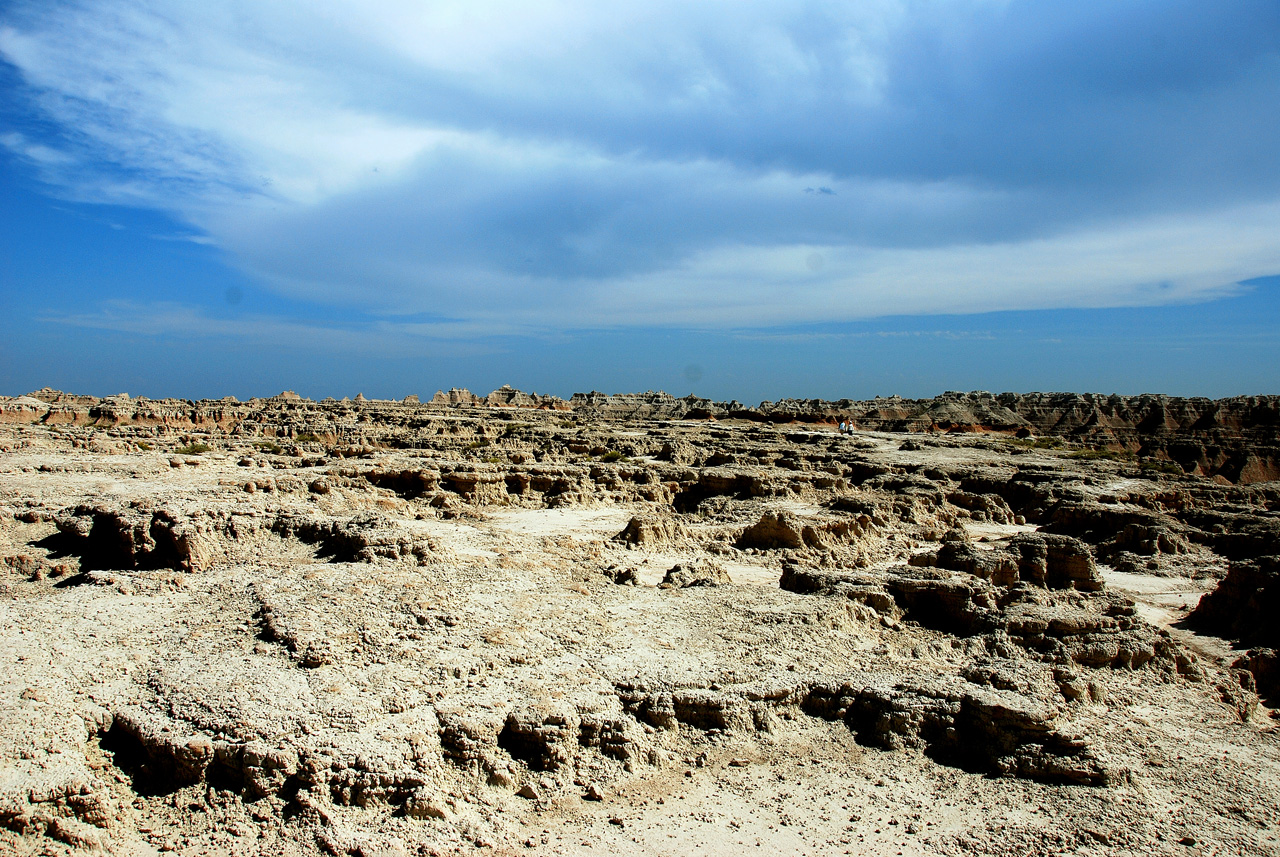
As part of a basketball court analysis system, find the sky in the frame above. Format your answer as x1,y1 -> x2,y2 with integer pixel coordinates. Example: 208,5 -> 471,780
1,0 -> 1279,403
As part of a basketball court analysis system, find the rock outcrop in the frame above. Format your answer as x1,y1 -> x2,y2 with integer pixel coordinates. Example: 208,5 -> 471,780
661,561 -> 731,588
2,386 -> 1277,855
916,530 -> 1103,591
7,388 -> 1278,483
1191,556 -> 1280,700
1190,556 -> 1279,645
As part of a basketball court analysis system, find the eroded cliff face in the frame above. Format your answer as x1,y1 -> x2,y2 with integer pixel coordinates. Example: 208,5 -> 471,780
5,388 -> 1276,483
1,393 -> 1278,855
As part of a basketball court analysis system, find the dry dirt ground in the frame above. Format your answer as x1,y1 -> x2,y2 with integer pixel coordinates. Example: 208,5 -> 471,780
1,415 -> 1277,856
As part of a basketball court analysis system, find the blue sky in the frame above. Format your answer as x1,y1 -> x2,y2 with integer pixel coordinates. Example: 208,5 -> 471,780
2,0 -> 1278,402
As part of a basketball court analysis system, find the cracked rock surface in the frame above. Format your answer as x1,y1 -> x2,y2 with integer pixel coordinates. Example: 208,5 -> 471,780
1,390 -> 1278,855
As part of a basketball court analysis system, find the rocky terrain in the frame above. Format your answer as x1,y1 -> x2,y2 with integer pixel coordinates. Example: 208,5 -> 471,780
5,387 -> 1277,484
1,387 -> 1278,856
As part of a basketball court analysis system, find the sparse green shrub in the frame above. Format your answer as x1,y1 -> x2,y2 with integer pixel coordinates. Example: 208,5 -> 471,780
253,440 -> 284,455
466,439 -> 490,449
483,456 -> 503,464
601,450 -> 627,462
295,432 -> 321,443
136,441 -> 152,451
175,443 -> 210,455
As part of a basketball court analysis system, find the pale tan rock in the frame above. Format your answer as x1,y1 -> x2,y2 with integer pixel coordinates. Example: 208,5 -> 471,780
0,389 -> 1276,855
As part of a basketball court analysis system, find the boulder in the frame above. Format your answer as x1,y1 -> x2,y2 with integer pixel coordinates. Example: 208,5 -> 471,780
614,515 -> 689,548
662,562 -> 731,588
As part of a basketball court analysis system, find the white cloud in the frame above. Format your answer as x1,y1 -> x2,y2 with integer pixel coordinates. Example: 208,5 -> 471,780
590,201 -> 1280,326
40,300 -> 510,356
0,131 -> 74,165
3,0 -> 1278,329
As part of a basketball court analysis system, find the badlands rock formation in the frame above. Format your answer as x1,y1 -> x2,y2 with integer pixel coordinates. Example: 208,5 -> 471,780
1,387 -> 1278,855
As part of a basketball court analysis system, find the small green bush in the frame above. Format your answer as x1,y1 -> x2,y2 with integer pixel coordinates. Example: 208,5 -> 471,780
175,442 -> 210,455
136,441 -> 152,451
600,450 -> 627,462
253,440 -> 284,455
295,432 -> 322,443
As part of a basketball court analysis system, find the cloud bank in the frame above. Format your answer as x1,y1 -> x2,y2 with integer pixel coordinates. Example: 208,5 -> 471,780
3,0 -> 1279,327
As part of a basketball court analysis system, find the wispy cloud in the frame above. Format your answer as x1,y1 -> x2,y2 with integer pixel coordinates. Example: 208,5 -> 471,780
732,329 -> 998,344
1,130 -> 73,166
147,233 -> 218,245
4,0 -> 1279,328
40,300 -> 512,356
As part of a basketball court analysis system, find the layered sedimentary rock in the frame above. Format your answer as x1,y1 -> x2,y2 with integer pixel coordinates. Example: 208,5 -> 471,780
1,388 -> 1278,855
6,387 -> 1277,483
1192,556 -> 1280,701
